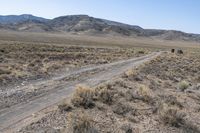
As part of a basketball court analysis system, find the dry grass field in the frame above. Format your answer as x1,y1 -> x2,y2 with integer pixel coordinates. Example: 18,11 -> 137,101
0,38 -> 151,86
19,50 -> 200,133
1,31 -> 200,133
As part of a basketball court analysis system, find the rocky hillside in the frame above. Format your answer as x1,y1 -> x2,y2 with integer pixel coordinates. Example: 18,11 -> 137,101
0,14 -> 200,42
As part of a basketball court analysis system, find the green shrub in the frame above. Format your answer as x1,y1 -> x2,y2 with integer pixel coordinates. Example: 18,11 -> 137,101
178,80 -> 189,91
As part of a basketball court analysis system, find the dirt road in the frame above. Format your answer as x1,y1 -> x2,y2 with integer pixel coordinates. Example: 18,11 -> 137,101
0,52 -> 161,132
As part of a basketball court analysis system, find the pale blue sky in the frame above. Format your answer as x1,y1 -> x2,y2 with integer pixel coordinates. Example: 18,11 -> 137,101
0,0 -> 199,33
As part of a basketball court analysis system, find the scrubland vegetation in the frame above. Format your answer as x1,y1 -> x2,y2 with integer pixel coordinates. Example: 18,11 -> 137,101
0,41 -> 150,86
19,50 -> 200,133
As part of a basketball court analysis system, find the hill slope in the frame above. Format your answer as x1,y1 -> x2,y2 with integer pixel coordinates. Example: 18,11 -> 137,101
0,14 -> 200,42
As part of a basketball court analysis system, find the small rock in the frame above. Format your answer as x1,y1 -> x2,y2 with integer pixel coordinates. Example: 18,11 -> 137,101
196,83 -> 200,90
121,124 -> 133,133
134,75 -> 143,81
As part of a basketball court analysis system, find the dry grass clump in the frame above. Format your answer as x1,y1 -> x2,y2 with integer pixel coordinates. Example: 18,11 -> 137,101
137,49 -> 146,54
158,103 -> 186,127
58,101 -> 73,112
115,79 -> 133,89
71,85 -> 95,109
120,124 -> 133,133
124,69 -> 136,78
137,84 -> 154,103
0,68 -> 12,83
161,95 -> 183,109
178,80 -> 190,91
113,102 -> 133,116
67,112 -> 97,133
123,69 -> 143,82
125,84 -> 155,104
182,122 -> 200,133
126,71 -> 143,81
96,87 -> 114,105
158,102 -> 200,132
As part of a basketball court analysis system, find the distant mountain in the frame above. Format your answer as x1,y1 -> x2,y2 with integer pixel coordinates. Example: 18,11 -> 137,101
0,14 -> 49,24
47,15 -> 144,36
0,14 -> 200,42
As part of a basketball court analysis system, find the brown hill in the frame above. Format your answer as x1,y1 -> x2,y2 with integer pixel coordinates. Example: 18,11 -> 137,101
0,14 -> 200,42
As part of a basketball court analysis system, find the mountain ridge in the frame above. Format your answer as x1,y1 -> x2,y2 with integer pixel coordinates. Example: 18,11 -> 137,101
0,14 -> 200,42
0,14 -> 49,24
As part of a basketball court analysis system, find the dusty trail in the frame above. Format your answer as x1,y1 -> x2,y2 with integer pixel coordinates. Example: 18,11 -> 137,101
0,52 -> 161,132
